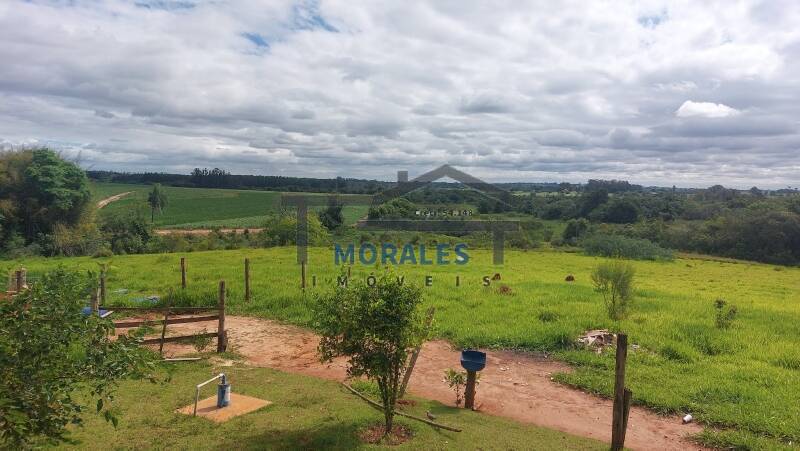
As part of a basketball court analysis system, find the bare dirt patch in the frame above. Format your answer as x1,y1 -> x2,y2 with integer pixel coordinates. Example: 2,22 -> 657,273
145,316 -> 705,451
358,424 -> 413,445
97,191 -> 132,209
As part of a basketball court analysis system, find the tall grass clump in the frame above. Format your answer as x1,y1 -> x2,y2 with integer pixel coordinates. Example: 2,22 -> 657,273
591,260 -> 635,320
582,234 -> 673,261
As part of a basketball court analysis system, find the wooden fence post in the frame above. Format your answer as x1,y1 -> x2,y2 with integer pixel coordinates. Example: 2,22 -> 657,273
301,261 -> 306,290
244,258 -> 251,303
622,388 -> 632,445
14,270 -> 22,293
399,307 -> 436,398
90,287 -> 99,315
158,295 -> 173,355
180,257 -> 187,289
217,280 -> 227,353
611,333 -> 630,451
464,371 -> 478,410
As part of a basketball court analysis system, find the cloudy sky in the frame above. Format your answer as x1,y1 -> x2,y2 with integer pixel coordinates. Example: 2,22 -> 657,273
1,0 -> 799,188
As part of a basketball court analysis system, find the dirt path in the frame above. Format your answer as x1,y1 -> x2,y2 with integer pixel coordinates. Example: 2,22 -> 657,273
150,316 -> 704,450
154,228 -> 264,236
96,191 -> 132,209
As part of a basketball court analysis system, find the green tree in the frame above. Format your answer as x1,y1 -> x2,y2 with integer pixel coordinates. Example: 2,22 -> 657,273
600,198 -> 640,224
147,183 -> 168,223
314,272 -> 424,438
579,188 -> 608,218
562,218 -> 589,244
318,197 -> 344,231
0,148 -> 91,247
0,268 -> 157,447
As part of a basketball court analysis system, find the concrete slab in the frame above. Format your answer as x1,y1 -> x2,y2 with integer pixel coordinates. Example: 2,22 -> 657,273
177,393 -> 271,422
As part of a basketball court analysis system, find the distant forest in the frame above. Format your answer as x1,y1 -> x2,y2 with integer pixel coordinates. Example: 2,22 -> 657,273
88,168 -> 707,194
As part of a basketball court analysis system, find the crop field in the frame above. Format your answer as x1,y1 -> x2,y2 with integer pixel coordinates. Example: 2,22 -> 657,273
6,247 -> 800,449
92,182 -> 369,228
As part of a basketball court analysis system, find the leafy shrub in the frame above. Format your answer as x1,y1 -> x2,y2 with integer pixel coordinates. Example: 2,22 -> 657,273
100,210 -> 153,255
443,368 -> 467,406
258,213 -> 329,246
91,246 -> 114,258
714,299 -> 738,329
591,261 -> 635,320
367,198 -> 416,220
191,328 -> 212,352
47,215 -> 105,257
583,234 -> 673,261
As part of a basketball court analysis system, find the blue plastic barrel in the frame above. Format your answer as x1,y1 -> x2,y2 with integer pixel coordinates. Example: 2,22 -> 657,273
460,349 -> 487,372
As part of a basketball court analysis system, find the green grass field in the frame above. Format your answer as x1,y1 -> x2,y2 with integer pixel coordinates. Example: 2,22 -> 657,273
54,359 -> 605,450
92,182 -> 368,228
7,247 -> 800,449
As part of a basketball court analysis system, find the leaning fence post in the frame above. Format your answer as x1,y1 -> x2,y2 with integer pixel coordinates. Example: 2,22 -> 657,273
217,280 -> 227,353
159,294 -> 173,355
180,257 -> 187,289
399,307 -> 436,398
622,388 -> 632,445
244,258 -> 251,303
611,333 -> 629,451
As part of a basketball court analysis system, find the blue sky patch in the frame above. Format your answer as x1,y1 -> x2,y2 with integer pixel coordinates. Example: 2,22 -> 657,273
291,1 -> 338,33
242,32 -> 270,48
638,10 -> 668,29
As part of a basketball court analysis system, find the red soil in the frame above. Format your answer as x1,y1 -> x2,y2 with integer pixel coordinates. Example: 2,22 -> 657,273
141,316 -> 705,451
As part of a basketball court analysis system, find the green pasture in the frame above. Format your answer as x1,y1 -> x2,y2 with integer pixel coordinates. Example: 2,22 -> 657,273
7,247 -> 800,449
53,360 -> 604,450
92,182 -> 368,228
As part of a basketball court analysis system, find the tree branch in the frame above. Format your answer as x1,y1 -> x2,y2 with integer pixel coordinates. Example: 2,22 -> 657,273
342,382 -> 462,433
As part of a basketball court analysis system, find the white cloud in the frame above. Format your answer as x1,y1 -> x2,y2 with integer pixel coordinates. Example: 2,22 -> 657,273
0,0 -> 799,187
675,101 -> 741,118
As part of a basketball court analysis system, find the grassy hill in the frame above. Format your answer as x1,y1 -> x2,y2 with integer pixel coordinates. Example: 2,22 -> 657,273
92,182 -> 368,229
6,247 -> 800,449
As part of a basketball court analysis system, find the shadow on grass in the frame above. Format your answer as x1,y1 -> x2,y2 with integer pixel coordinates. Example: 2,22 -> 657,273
214,421 -> 363,450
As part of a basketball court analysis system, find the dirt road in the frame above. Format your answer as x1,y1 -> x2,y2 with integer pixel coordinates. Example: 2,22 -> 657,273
146,316 -> 704,450
96,191 -> 132,209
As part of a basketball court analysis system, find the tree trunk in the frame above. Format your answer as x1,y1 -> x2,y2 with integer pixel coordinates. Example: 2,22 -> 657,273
384,409 -> 393,438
